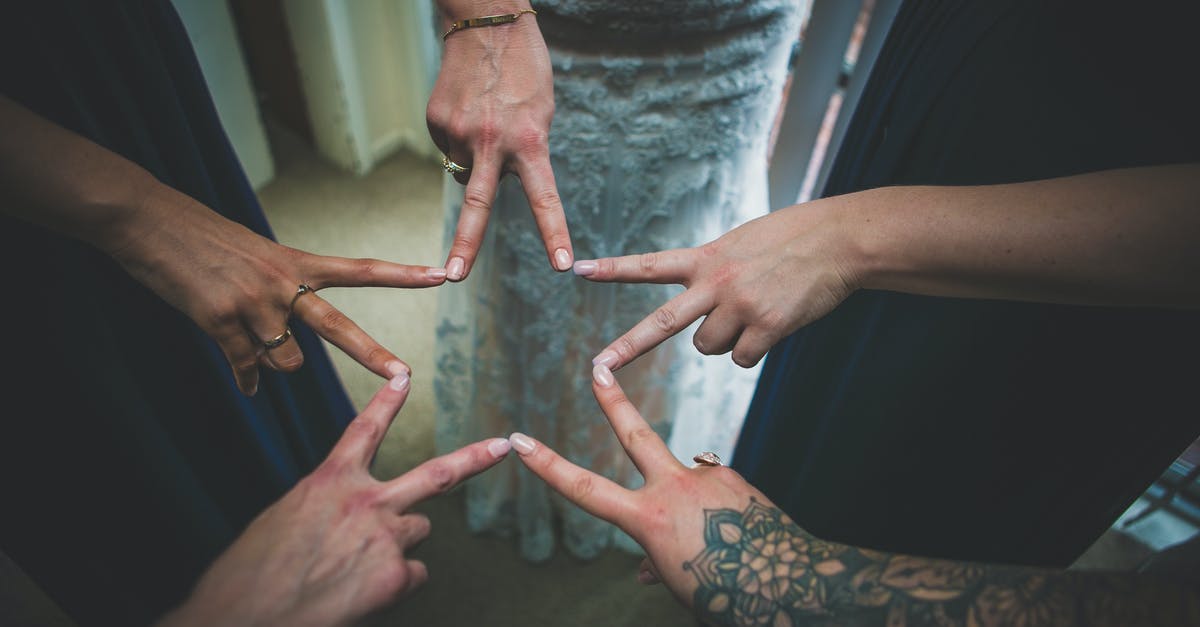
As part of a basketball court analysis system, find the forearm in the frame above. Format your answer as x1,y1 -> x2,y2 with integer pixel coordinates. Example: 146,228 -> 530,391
686,498 -> 1199,626
844,164 -> 1200,308
0,95 -> 164,254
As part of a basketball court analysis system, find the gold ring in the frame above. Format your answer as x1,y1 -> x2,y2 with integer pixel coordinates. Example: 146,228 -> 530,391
263,326 -> 293,350
693,451 -> 722,467
442,155 -> 470,175
290,283 -> 315,313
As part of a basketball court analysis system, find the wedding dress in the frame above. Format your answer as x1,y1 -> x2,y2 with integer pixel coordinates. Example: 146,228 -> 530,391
435,0 -> 808,560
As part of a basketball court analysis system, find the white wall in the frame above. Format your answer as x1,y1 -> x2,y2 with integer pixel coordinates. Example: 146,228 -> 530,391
284,0 -> 440,176
283,0 -> 439,174
171,0 -> 276,189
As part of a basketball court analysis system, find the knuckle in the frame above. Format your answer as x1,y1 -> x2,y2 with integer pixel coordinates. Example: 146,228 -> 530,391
422,461 -> 457,495
363,346 -> 391,368
652,306 -> 679,333
699,240 -> 722,258
613,336 -> 638,361
637,252 -> 659,274
731,349 -> 760,369
461,188 -> 494,212
319,307 -> 350,333
451,234 -> 479,252
624,426 -> 659,450
377,560 -> 410,596
570,473 -> 595,502
515,127 -> 548,155
447,118 -> 472,142
349,416 -> 382,442
528,187 -> 562,214
275,352 -> 305,372
757,308 -> 786,330
476,122 -> 500,147
206,299 -> 240,329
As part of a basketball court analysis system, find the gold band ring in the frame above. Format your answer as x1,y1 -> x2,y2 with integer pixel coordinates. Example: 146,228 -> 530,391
290,283 -> 315,313
263,326 -> 293,350
693,451 -> 722,467
442,155 -> 470,175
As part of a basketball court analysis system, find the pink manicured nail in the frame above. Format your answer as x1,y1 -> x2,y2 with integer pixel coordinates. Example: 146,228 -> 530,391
554,248 -> 572,271
446,257 -> 465,281
389,373 -> 410,391
592,350 -> 618,368
592,364 -> 614,387
385,360 -> 409,377
487,438 -> 512,458
573,260 -> 598,276
427,267 -> 448,280
509,432 -> 536,455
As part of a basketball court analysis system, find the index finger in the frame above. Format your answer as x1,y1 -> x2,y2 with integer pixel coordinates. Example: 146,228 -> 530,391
592,287 -> 715,371
590,364 -> 680,479
513,153 -> 573,271
379,437 -> 512,509
327,374 -> 411,469
508,432 -> 637,528
293,292 -> 410,379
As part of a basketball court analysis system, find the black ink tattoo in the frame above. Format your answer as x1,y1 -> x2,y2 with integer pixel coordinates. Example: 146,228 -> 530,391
684,497 -> 1200,626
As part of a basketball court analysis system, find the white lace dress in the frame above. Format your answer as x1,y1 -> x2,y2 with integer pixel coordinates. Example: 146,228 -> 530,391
435,0 -> 807,561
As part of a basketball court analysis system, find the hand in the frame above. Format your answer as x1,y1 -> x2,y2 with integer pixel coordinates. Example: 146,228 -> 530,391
511,366 -> 1200,626
426,3 -> 573,280
112,183 -> 447,395
508,364 -> 790,622
576,195 -> 862,370
160,374 -> 512,627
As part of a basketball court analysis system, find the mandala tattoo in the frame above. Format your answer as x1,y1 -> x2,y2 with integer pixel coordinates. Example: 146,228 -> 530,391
683,498 -> 1199,627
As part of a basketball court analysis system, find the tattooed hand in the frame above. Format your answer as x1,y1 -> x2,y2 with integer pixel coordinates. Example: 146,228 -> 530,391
511,364 -> 1200,626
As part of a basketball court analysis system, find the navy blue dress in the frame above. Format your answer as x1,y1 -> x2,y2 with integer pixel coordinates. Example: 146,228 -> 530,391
733,0 -> 1200,568
0,1 -> 354,624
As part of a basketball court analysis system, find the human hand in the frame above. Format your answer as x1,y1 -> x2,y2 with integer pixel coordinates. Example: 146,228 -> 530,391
159,374 -> 512,627
110,183 -> 447,395
575,195 -> 864,369
509,365 -> 819,625
426,2 -> 573,280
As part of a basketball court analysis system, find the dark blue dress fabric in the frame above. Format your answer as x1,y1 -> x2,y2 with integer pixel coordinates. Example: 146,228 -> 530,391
0,1 -> 354,624
733,0 -> 1200,568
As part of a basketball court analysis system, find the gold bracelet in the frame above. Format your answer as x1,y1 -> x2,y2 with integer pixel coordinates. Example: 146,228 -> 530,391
442,9 -> 537,41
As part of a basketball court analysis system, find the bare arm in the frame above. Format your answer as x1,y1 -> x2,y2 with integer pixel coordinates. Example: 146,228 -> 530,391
856,164 -> 1200,308
1,95 -> 446,393
576,164 -> 1200,370
427,0 -> 573,280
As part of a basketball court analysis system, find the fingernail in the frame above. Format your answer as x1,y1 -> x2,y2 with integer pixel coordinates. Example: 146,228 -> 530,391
554,248 -> 572,271
573,260 -> 598,276
487,438 -> 512,458
446,257 -> 465,281
592,363 -> 614,387
637,570 -> 657,585
592,350 -> 618,368
427,267 -> 448,280
385,360 -> 409,377
389,373 -> 410,391
509,432 -> 536,455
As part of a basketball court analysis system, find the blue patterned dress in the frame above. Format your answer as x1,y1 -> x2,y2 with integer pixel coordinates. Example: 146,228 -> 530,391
436,0 -> 807,560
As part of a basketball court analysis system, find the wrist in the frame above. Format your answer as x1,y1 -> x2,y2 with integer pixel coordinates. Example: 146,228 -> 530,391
436,1 -> 541,45
839,186 -> 922,293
